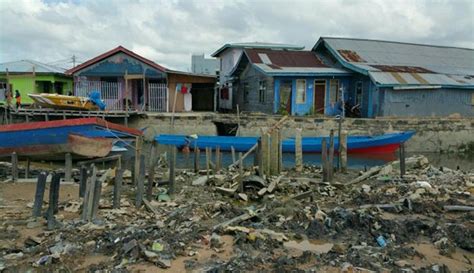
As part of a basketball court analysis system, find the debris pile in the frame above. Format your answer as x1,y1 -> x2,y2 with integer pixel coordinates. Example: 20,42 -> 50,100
0,155 -> 472,272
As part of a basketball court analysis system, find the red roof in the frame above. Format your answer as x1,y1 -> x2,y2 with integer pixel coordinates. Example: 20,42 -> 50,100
66,46 -> 168,75
244,49 -> 328,68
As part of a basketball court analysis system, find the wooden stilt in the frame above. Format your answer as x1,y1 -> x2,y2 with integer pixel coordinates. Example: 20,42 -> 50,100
147,143 -> 156,201
295,128 -> 303,172
65,153 -> 72,181
135,155 -> 145,208
322,138 -> 328,182
238,152 -> 243,192
32,172 -> 47,217
399,143 -> 406,177
11,152 -> 18,182
194,144 -> 200,173
113,158 -> 123,209
328,130 -> 335,182
215,146 -> 221,172
25,157 -> 30,179
169,145 -> 176,194
340,130 -> 348,173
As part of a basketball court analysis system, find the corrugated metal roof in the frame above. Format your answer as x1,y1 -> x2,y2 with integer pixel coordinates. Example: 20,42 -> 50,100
369,72 -> 474,87
254,64 -> 351,76
211,42 -> 304,57
0,60 -> 66,74
245,48 -> 327,68
233,48 -> 351,76
313,37 -> 474,75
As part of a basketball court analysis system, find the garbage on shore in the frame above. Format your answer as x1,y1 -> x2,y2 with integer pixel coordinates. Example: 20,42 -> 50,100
0,155 -> 472,272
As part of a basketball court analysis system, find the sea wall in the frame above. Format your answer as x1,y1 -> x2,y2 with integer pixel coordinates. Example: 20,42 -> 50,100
130,113 -> 474,153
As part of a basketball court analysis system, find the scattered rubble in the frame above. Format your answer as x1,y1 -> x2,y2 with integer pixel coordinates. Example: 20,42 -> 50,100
0,155 -> 473,272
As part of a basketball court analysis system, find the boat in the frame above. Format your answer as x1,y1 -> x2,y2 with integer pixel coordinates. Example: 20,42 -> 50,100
0,118 -> 142,159
155,131 -> 415,154
28,91 -> 106,111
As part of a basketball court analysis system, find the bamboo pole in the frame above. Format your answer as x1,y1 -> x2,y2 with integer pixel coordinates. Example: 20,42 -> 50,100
322,138 -> 328,182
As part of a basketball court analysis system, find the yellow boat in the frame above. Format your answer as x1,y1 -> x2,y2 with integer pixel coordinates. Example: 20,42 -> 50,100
28,93 -> 100,111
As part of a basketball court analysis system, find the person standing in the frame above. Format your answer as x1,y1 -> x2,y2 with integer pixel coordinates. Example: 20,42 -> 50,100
14,90 -> 21,109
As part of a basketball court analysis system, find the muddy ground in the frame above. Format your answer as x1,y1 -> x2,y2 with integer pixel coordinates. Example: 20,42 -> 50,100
0,156 -> 473,272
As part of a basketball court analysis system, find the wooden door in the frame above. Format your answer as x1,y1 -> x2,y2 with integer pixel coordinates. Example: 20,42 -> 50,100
314,81 -> 325,114
279,80 -> 292,114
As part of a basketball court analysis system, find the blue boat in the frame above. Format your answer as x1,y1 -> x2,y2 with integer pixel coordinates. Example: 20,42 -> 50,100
156,131 -> 415,154
0,118 -> 142,159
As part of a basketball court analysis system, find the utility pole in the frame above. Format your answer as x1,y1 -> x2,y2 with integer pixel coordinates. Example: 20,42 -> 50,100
72,55 -> 76,68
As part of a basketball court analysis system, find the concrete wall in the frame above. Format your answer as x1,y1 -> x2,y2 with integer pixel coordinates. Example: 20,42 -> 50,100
131,113 -> 474,153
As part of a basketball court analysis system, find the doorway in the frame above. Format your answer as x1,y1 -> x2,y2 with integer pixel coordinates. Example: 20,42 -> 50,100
314,80 -> 326,114
279,80 -> 292,114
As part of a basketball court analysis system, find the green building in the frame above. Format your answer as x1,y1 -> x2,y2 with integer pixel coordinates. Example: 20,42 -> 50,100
0,60 -> 73,104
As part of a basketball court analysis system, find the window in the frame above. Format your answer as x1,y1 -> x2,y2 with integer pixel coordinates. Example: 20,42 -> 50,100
355,81 -> 363,105
329,79 -> 339,103
258,80 -> 266,103
296,79 -> 306,104
243,83 -> 249,103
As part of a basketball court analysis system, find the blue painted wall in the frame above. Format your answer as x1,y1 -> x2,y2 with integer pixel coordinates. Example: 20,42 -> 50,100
273,76 -> 352,116
75,53 -> 166,78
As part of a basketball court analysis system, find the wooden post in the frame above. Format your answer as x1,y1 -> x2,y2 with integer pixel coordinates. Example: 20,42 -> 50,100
236,104 -> 241,136
147,142 -> 156,200
295,128 -> 303,172
79,165 -> 87,198
91,169 -> 103,221
135,155 -> 145,208
25,157 -> 30,179
231,146 -> 236,164
399,143 -> 406,177
340,130 -> 348,173
134,136 -> 143,186
113,159 -> 123,209
322,138 -> 328,182
169,145 -> 176,194
238,152 -> 243,192
194,144 -> 200,173
270,130 -> 279,175
278,129 -> 283,173
257,138 -> 263,177
65,153 -> 72,182
11,152 -> 18,182
85,165 -> 97,221
337,116 -> 342,171
215,146 -> 221,172
51,172 -> 61,214
205,147 -> 211,180
262,133 -> 270,176
125,70 -> 129,112
32,172 -> 47,217
328,130 -> 335,182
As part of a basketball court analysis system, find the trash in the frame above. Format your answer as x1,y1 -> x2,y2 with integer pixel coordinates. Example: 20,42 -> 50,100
192,176 -> 208,186
152,242 -> 164,252
376,235 -> 387,248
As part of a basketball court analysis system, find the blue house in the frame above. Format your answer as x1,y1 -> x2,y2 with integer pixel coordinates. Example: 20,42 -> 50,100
230,48 -> 352,116
312,37 -> 474,117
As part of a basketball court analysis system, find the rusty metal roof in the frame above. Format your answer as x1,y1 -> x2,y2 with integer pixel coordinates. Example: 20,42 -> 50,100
230,48 -> 351,76
245,49 -> 327,68
313,37 -> 474,87
211,42 -> 304,57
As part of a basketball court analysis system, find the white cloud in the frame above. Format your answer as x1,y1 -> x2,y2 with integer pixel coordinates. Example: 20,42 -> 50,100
0,0 -> 472,71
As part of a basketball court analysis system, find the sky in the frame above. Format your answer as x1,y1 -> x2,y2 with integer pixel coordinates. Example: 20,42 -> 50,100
0,0 -> 473,71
